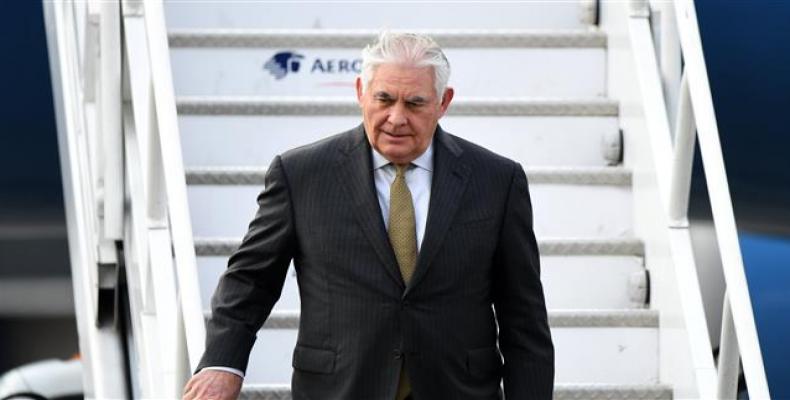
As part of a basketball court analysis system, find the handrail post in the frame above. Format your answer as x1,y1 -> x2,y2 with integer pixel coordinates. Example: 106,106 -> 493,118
655,0 -> 682,127
95,0 -> 124,331
668,72 -> 696,227
98,0 -> 124,241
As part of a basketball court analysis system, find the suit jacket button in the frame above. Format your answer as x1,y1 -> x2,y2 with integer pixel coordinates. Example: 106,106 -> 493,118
393,349 -> 403,359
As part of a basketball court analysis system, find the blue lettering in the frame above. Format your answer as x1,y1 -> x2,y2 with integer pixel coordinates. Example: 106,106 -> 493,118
311,59 -> 325,73
310,58 -> 364,74
338,59 -> 350,72
351,59 -> 362,73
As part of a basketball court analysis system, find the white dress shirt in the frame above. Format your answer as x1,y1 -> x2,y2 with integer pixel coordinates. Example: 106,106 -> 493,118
203,142 -> 434,379
371,142 -> 433,250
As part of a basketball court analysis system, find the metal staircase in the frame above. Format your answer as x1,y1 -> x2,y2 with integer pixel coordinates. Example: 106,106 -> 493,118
170,3 -> 662,399
44,0 -> 770,399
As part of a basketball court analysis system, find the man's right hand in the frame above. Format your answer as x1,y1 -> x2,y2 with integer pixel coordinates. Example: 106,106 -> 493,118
182,369 -> 243,400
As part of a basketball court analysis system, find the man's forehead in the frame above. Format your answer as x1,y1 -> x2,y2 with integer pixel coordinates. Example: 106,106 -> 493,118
368,65 -> 435,97
370,64 -> 433,82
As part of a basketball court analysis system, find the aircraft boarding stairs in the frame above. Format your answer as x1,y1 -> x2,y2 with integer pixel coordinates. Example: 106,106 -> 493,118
44,0 -> 771,399
172,2 -> 662,398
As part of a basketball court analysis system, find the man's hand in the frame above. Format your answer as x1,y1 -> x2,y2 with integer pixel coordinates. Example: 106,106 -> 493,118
182,369 -> 243,400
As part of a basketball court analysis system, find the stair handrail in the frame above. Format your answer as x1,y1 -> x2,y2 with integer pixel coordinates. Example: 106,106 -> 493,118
672,1 -> 770,398
129,0 -> 207,372
57,0 -> 206,394
637,0 -> 770,398
43,0 -> 130,396
625,2 -> 717,396
115,0 -> 192,396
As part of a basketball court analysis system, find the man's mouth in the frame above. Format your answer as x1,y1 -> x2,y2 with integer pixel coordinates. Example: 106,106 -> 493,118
382,130 -> 409,138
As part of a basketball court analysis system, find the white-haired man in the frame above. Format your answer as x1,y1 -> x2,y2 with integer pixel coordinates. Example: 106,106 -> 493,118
183,32 -> 554,400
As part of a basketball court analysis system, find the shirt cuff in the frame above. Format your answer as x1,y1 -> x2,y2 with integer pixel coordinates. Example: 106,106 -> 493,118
201,366 -> 245,379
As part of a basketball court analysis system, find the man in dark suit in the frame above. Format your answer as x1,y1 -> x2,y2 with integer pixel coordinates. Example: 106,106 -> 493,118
184,32 -> 553,400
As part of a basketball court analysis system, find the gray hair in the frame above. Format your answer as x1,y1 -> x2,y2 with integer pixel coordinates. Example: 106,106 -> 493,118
360,32 -> 451,100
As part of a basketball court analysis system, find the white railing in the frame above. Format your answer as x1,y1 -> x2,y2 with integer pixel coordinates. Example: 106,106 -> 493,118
674,2 -> 769,397
43,0 -> 128,397
140,0 -> 207,373
44,0 -> 205,397
633,0 -> 770,398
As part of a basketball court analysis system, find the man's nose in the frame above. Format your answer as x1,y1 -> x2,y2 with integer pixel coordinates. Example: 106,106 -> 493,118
387,103 -> 407,126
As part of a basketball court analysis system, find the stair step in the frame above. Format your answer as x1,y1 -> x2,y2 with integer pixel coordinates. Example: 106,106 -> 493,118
171,47 -> 605,97
185,165 -> 633,238
185,166 -> 629,186
237,383 -> 672,399
179,116 -> 621,167
549,309 -> 657,328
203,309 -> 658,330
169,29 -> 606,49
554,384 -> 673,400
185,167 -> 633,238
164,2 -> 594,31
541,256 -> 647,309
176,97 -> 619,117
170,29 -> 606,98
198,255 -> 646,311
217,311 -> 659,384
188,185 -> 633,239
194,237 -> 643,258
538,238 -> 643,256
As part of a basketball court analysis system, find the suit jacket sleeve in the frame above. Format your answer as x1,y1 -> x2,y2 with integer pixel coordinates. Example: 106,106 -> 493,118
196,155 -> 296,374
493,163 -> 555,399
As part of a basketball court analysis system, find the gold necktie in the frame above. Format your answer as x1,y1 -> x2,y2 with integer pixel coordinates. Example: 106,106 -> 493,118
388,163 -> 416,400
388,163 -> 417,284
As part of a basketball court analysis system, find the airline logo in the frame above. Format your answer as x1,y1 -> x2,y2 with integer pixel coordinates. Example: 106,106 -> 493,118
264,51 -> 305,80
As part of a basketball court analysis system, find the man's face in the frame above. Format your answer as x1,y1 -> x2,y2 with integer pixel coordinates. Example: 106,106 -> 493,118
356,63 -> 454,164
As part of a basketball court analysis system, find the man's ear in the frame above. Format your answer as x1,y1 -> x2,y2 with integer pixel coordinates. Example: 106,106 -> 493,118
439,87 -> 455,117
355,77 -> 364,106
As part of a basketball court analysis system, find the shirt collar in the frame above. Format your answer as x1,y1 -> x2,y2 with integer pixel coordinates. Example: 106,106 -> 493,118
371,140 -> 434,172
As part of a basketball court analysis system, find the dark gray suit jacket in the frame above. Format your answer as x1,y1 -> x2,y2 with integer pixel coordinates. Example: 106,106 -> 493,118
197,125 -> 554,399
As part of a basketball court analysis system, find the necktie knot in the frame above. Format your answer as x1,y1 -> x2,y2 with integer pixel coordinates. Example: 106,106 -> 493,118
394,163 -> 409,177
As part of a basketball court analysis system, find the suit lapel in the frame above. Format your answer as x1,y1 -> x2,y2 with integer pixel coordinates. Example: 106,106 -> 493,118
405,128 -> 470,297
335,126 -> 405,289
